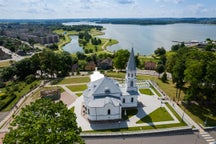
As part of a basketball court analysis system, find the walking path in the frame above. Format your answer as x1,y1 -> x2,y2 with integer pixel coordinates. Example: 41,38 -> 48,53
0,46 -> 25,62
149,80 -> 216,144
67,84 -> 181,131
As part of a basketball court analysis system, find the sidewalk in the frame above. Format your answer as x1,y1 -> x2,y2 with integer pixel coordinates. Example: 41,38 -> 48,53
69,92 -> 181,131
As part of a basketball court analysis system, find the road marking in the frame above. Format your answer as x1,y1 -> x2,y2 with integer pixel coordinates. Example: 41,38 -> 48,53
204,137 -> 213,139
206,139 -> 215,142
202,134 -> 211,137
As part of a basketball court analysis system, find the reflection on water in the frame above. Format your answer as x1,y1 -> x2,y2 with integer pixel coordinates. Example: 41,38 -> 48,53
63,35 -> 83,53
64,23 -> 216,55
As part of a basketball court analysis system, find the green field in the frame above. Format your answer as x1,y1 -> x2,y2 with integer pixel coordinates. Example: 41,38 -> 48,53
0,61 -> 11,67
122,109 -> 138,120
67,85 -> 87,92
0,80 -> 41,111
137,107 -> 173,123
51,77 -> 90,85
75,93 -> 83,97
139,89 -> 154,95
180,103 -> 216,126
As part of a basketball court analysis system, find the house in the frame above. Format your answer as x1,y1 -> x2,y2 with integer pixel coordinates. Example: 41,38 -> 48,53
97,58 -> 113,70
144,61 -> 156,70
85,61 -> 96,71
83,48 -> 138,121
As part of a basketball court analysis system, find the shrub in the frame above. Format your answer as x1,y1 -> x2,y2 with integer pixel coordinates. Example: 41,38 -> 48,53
25,74 -> 36,84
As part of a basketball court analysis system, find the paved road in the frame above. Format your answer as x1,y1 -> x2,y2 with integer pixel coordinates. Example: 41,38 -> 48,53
209,130 -> 216,140
84,132 -> 207,144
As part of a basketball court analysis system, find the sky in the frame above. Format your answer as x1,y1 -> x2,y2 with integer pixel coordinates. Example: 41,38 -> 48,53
0,0 -> 216,19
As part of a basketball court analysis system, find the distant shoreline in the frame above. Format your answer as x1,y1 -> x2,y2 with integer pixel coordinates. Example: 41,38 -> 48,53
1,18 -> 216,25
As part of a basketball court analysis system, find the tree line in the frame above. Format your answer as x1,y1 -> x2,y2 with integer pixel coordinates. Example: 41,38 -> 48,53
0,49 -> 75,82
167,44 -> 216,113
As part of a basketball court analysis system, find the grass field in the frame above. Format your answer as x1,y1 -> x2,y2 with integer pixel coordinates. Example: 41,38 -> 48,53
180,103 -> 216,126
139,89 -> 154,95
0,80 -> 41,111
0,61 -> 11,67
122,109 -> 138,120
137,107 -> 174,124
105,71 -> 178,99
75,93 -> 83,97
67,85 -> 87,92
42,86 -> 65,93
137,74 -> 181,99
51,77 -> 90,85
149,84 -> 162,97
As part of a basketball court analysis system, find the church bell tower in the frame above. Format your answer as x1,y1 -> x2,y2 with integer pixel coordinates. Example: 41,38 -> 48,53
125,48 -> 137,92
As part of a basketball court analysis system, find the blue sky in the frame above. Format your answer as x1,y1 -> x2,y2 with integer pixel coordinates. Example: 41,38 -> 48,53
0,0 -> 216,19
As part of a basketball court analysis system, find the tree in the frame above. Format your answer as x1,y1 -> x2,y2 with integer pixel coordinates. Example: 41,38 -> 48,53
161,72 -> 168,83
154,47 -> 166,56
156,64 -> 165,78
4,99 -> 84,144
113,49 -> 130,71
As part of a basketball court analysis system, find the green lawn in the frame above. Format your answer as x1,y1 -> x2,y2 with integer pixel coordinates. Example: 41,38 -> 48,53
0,80 -> 41,111
137,107 -> 173,124
0,61 -> 11,67
180,103 -> 216,126
105,71 -> 125,79
150,84 -> 162,97
42,86 -> 65,93
51,77 -> 90,85
67,85 -> 87,92
122,109 -> 138,120
165,103 -> 187,126
70,107 -> 75,113
75,93 -> 83,97
0,93 -> 5,97
137,74 -> 181,99
105,71 -> 175,98
139,89 -> 154,95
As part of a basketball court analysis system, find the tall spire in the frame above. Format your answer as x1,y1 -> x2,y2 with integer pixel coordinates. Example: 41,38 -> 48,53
127,47 -> 136,71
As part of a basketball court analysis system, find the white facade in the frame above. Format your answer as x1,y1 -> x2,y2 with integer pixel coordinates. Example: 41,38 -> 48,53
83,48 -> 139,121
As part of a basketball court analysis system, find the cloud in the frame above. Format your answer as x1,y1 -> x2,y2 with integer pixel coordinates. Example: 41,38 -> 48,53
117,0 -> 135,4
187,3 -> 208,16
155,0 -> 183,4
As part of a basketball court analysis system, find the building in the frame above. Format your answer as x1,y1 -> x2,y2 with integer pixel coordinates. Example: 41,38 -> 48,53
83,48 -> 139,121
144,61 -> 156,70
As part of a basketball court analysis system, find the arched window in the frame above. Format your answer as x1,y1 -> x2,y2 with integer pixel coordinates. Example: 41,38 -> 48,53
131,97 -> 134,103
130,81 -> 133,87
123,98 -> 125,103
131,74 -> 133,77
107,109 -> 111,115
128,73 -> 130,77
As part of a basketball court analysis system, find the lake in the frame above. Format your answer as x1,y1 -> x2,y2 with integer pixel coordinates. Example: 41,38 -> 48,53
63,35 -> 83,53
63,22 -> 216,55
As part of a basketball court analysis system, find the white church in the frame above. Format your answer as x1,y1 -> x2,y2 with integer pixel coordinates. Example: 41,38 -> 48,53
83,48 -> 139,121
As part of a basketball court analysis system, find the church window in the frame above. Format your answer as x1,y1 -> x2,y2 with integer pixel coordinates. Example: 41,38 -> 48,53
131,97 -> 134,103
130,81 -> 133,87
123,98 -> 125,103
108,109 -> 111,115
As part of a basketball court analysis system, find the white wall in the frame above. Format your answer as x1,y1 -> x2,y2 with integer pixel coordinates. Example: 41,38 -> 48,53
87,103 -> 121,121
122,95 -> 138,108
